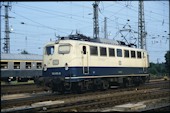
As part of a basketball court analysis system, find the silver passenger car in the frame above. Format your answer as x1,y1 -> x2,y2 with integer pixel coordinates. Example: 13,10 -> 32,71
1,53 -> 42,82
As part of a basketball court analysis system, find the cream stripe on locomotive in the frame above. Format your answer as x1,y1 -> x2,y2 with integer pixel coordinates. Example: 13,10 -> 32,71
65,74 -> 149,79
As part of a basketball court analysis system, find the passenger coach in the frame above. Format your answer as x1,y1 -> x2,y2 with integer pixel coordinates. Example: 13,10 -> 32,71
1,53 -> 42,82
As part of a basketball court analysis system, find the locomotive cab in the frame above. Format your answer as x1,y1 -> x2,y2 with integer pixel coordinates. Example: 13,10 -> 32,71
39,40 -> 74,91
38,39 -> 92,92
43,41 -> 73,76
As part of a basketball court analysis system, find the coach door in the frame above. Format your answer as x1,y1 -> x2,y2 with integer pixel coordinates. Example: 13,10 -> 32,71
81,45 -> 89,74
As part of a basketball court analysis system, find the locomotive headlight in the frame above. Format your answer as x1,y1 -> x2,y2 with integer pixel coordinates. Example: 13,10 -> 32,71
53,59 -> 59,65
65,63 -> 69,70
43,64 -> 47,71
9,77 -> 13,79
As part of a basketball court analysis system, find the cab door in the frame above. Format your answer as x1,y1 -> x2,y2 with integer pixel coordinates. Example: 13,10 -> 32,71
81,45 -> 89,74
143,51 -> 148,72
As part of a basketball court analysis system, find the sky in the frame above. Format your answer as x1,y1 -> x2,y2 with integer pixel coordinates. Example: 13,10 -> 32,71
1,1 -> 169,63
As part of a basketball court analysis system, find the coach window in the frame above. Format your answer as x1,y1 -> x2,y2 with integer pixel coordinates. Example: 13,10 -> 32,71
109,48 -> 115,57
37,62 -> 42,69
131,50 -> 136,58
58,44 -> 70,54
124,50 -> 129,58
46,46 -> 54,55
117,49 -> 122,57
1,62 -> 8,69
14,62 -> 20,69
82,46 -> 86,54
26,62 -> 31,69
137,51 -> 142,58
100,47 -> 107,56
90,46 -> 98,56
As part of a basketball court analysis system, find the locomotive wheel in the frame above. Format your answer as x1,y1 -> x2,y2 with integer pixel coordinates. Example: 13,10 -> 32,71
71,82 -> 84,93
133,77 -> 141,86
77,82 -> 85,93
51,79 -> 65,94
101,80 -> 109,90
93,79 -> 103,90
51,83 -> 65,94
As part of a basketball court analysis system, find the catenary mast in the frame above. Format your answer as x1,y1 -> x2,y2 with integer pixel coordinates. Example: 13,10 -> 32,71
93,1 -> 100,39
2,2 -> 12,53
138,0 -> 147,50
104,17 -> 108,39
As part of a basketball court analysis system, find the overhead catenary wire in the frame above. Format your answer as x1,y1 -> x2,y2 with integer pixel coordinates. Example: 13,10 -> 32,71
1,1 -> 168,63
14,3 -> 95,23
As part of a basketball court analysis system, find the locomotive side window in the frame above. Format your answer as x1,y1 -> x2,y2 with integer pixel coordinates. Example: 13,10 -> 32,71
82,46 -> 86,54
109,48 -> 115,57
137,51 -> 142,58
1,62 -> 8,69
100,47 -> 107,56
131,50 -> 136,58
124,50 -> 129,58
117,49 -> 122,57
26,62 -> 31,69
37,62 -> 42,69
58,45 -> 70,54
46,46 -> 54,55
90,46 -> 98,56
14,62 -> 20,69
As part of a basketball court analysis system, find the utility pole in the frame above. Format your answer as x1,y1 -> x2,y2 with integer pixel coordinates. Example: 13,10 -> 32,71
93,1 -> 99,39
2,2 -> 12,53
138,0 -> 147,50
104,17 -> 108,39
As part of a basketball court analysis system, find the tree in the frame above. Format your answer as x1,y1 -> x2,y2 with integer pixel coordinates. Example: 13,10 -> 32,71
148,62 -> 166,76
21,50 -> 29,54
164,51 -> 170,76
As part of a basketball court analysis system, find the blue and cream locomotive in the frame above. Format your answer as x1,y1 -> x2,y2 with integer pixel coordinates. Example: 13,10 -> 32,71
36,33 -> 150,93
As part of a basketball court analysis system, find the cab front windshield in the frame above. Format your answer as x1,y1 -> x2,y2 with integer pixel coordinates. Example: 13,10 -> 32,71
58,44 -> 70,54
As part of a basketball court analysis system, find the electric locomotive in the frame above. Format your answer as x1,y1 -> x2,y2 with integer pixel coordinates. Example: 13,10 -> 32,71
35,33 -> 150,93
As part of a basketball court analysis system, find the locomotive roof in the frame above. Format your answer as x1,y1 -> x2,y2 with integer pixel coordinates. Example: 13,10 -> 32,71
54,33 -> 138,48
1,53 -> 42,61
45,33 -> 146,52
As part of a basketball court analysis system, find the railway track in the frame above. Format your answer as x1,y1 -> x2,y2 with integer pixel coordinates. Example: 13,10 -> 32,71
1,84 -> 48,95
41,89 -> 170,112
2,87 -> 169,112
1,80 -> 169,108
1,78 -> 167,95
1,80 -> 169,112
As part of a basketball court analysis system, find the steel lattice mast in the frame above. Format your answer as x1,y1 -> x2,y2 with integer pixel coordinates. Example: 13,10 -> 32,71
104,17 -> 108,39
93,1 -> 100,39
3,2 -> 12,53
138,0 -> 147,50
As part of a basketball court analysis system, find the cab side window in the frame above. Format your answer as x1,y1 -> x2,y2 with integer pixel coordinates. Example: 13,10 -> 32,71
82,46 -> 86,54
